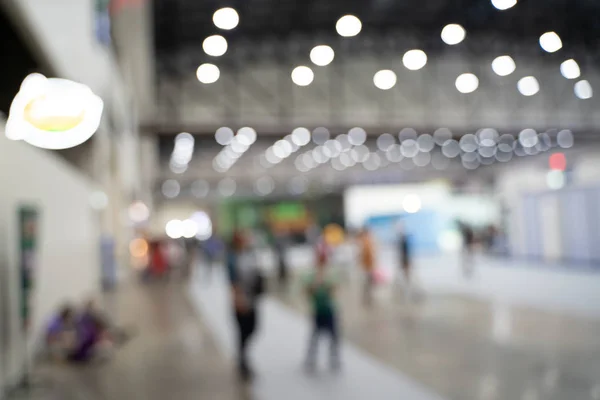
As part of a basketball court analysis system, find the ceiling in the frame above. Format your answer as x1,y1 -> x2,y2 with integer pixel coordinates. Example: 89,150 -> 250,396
154,0 -> 600,68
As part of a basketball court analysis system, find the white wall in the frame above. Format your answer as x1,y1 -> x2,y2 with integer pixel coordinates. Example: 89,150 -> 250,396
0,120 -> 101,388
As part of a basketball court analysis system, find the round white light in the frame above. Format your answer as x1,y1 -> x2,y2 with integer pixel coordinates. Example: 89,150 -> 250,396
441,24 -> 466,45
192,180 -> 210,198
491,0 -> 517,10
291,127 -> 311,146
191,211 -> 213,240
560,59 -> 580,80
89,191 -> 108,210
455,73 -> 479,94
434,128 -> 453,146
182,219 -> 199,239
574,80 -> 593,100
546,170 -> 565,190
403,50 -> 428,71
348,127 -> 367,146
310,45 -> 335,66
237,127 -> 257,145
373,70 -> 397,90
519,129 -> 538,148
165,219 -> 183,239
203,35 -> 228,57
255,176 -> 275,196
377,133 -> 396,151
213,7 -> 239,30
291,66 -> 314,86
289,176 -> 309,195
129,201 -> 150,223
492,56 -> 516,76
215,127 -> 234,145
336,15 -> 362,37
162,179 -> 180,198
539,32 -> 562,53
402,194 -> 422,214
196,63 -> 220,84
218,178 -> 236,197
517,76 -> 540,96
313,127 -> 330,144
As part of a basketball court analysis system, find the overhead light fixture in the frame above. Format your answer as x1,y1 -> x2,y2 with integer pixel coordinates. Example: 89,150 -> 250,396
402,194 -> 422,214
291,66 -> 314,86
517,76 -> 540,96
539,32 -> 562,53
455,73 -> 479,93
255,176 -> 275,196
312,127 -> 330,144
348,127 -> 367,146
336,15 -> 362,37
491,0 -> 517,10
310,45 -> 335,66
373,69 -> 397,90
218,178 -> 237,197
402,49 -> 427,71
560,59 -> 580,80
441,24 -> 466,45
215,127 -> 234,145
196,63 -> 220,84
574,80 -> 593,99
5,73 -> 104,149
291,127 -> 311,146
165,220 -> 183,239
237,127 -> 257,145
203,35 -> 228,57
162,179 -> 180,198
491,55 -> 516,76
191,180 -> 210,198
557,130 -> 574,148
213,7 -> 239,30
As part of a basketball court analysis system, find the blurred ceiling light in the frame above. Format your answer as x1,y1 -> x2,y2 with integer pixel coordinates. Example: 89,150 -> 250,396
218,178 -> 237,197
492,55 -> 516,76
455,73 -> 479,93
399,127 -> 418,142
289,176 -> 309,195
213,7 -> 239,30
403,50 -> 428,71
400,139 -> 419,158
273,139 -> 293,158
433,128 -> 452,146
336,15 -> 362,37
362,153 -> 381,171
340,152 -> 355,166
215,127 -> 234,145
203,35 -> 228,57
441,24 -> 466,45
498,134 -> 516,152
495,151 -> 513,162
413,151 -> 431,167
546,170 -> 565,190
417,134 -> 435,152
557,130 -> 574,148
291,127 -> 311,146
129,238 -> 149,259
230,138 -> 250,153
373,69 -> 397,90
175,131 -> 194,145
182,219 -> 199,239
350,145 -> 369,162
237,127 -> 257,145
519,129 -> 538,148
162,179 -> 180,198
459,134 -> 479,152
295,155 -> 310,172
312,127 -> 330,144
265,147 -> 282,164
325,139 -> 343,157
191,180 -> 210,198
478,128 -> 499,147
549,152 -> 567,171
196,63 -> 220,84
291,66 -> 314,86
560,59 -> 580,80
336,134 -> 352,151
402,194 -> 422,214
310,45 -> 335,66
191,211 -> 213,240
348,127 -> 367,146
169,161 -> 188,174
386,144 -> 403,163
165,220 -> 183,239
517,76 -> 540,96
255,176 -> 275,196
377,133 -> 395,151
574,80 -> 593,99
539,32 -> 562,53
89,191 -> 108,210
442,140 -> 460,158
491,0 -> 517,10
332,157 -> 346,171
431,152 -> 450,170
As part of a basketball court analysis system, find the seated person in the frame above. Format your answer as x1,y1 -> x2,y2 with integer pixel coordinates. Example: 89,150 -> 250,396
46,305 -> 78,361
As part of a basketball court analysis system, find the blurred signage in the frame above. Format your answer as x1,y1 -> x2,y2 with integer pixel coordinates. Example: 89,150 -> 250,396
5,74 -> 104,150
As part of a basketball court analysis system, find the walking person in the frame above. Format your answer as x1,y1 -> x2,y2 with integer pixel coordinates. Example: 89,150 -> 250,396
304,253 -> 340,372
459,222 -> 476,278
226,231 -> 264,381
397,223 -> 413,296
358,229 -> 375,306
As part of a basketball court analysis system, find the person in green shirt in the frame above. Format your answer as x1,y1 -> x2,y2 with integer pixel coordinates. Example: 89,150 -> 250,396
304,252 -> 340,371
